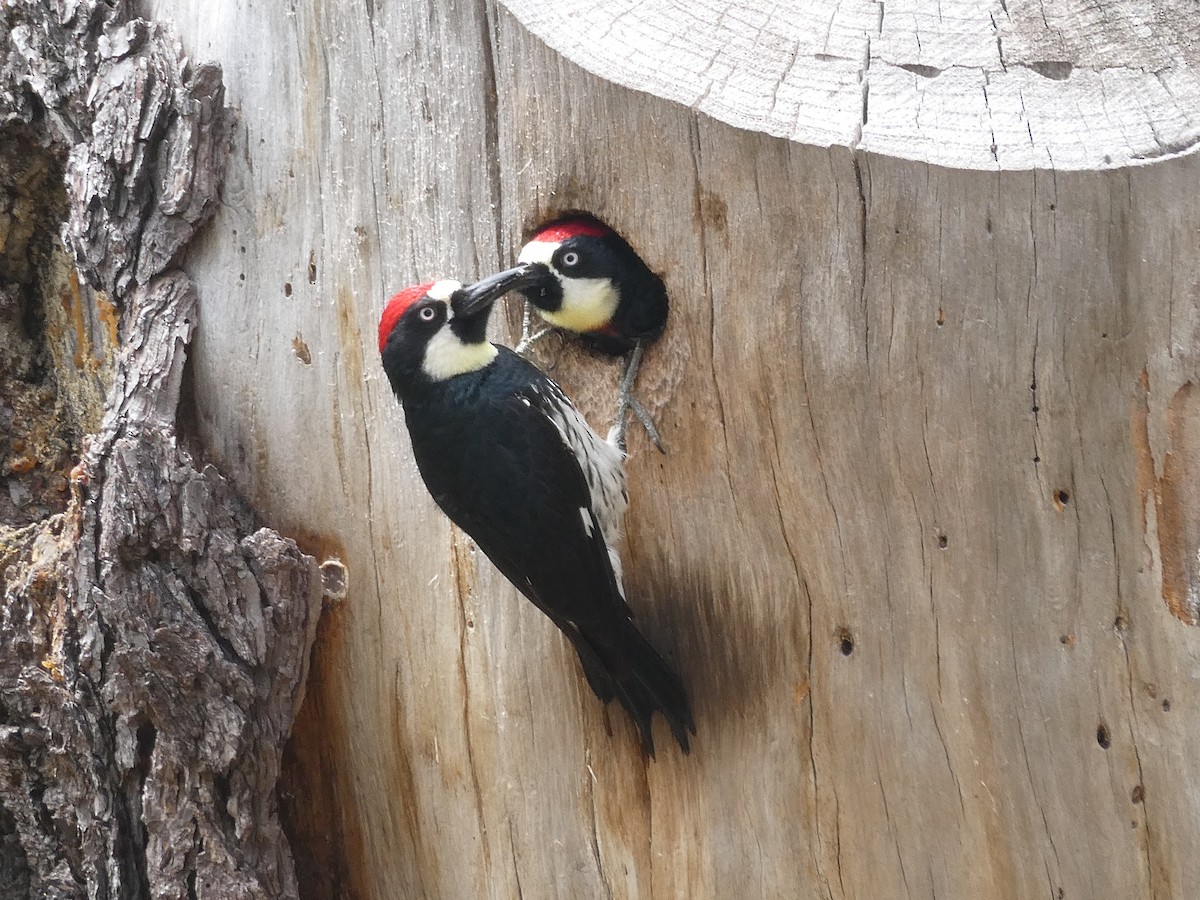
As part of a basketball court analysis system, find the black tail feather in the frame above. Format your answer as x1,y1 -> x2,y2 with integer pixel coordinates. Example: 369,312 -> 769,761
562,625 -> 616,703
571,621 -> 695,756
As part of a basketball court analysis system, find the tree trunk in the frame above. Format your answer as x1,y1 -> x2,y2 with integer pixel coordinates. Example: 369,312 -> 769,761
7,0 -> 1200,898
1,3 -> 323,898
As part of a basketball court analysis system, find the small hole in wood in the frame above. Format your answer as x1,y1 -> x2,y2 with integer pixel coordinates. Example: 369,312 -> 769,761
1059,634 -> 1075,647
836,628 -> 854,656
1131,784 -> 1145,804
1053,489 -> 1070,508
319,558 -> 348,602
936,532 -> 948,549
1162,699 -> 1171,712
1114,614 -> 1128,633
284,282 -> 293,297
291,337 -> 312,366
1096,723 -> 1111,749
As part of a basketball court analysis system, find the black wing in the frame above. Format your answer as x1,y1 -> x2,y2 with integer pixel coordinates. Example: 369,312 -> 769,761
413,368 -> 630,631
405,352 -> 694,753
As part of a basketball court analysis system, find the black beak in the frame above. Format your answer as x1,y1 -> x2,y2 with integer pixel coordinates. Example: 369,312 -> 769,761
452,263 -> 543,319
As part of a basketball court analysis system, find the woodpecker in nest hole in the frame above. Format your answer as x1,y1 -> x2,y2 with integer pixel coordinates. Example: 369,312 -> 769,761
514,214 -> 669,452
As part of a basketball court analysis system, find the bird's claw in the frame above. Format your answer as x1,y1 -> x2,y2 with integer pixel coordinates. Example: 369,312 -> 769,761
626,396 -> 663,452
515,328 -> 551,355
611,341 -> 665,454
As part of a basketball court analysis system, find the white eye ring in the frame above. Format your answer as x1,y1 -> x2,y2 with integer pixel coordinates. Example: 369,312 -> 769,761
561,251 -> 580,267
419,306 -> 437,321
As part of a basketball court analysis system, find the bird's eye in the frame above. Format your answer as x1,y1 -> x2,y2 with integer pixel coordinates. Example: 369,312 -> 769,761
419,306 -> 437,321
561,251 -> 580,267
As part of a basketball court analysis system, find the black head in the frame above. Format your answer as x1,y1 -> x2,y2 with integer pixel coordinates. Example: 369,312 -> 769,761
516,215 -> 668,346
378,266 -> 539,393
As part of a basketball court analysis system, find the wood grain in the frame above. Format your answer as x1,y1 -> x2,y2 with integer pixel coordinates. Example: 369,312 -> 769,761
135,0 -> 1200,897
495,0 -> 1200,169
2,3 -> 323,897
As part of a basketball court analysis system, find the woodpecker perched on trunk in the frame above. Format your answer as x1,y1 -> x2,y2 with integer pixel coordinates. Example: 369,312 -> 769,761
378,266 -> 695,756
514,214 -> 669,452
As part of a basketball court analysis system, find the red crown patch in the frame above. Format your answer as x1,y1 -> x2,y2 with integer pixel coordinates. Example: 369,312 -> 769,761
531,217 -> 611,243
379,282 -> 434,352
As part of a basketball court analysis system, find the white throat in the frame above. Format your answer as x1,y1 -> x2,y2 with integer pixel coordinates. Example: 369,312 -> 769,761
422,327 -> 497,380
414,280 -> 497,380
518,240 -> 620,332
547,278 -> 619,332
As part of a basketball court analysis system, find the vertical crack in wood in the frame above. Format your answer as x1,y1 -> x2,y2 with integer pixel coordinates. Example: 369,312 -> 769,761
1115,618 -> 1156,895
506,818 -> 526,900
853,151 -> 870,367
874,760 -> 912,895
688,114 -> 738,519
582,754 -> 615,900
805,577 -> 836,900
762,398 -> 833,896
477,0 -> 506,270
1007,630 -> 1062,885
448,529 -> 492,885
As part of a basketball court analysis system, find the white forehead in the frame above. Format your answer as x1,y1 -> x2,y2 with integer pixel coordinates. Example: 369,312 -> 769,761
427,279 -> 462,301
517,241 -> 559,266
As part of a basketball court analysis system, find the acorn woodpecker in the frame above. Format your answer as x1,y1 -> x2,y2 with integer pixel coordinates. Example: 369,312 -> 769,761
514,214 -> 669,452
378,266 -> 695,756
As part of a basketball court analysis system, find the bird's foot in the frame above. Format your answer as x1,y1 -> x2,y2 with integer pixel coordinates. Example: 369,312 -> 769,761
514,302 -> 551,355
611,341 -> 665,454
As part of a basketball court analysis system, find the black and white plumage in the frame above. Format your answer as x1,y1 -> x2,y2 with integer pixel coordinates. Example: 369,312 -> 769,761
378,268 -> 694,755
514,214 -> 671,452
516,377 -> 628,588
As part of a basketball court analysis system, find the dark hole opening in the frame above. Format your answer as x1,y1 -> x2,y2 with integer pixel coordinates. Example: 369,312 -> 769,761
837,628 -> 854,656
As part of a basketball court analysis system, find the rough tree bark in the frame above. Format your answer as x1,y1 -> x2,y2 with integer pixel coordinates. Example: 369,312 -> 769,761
153,0 -> 1200,898
1,3 -> 323,898
6,1 -> 1200,899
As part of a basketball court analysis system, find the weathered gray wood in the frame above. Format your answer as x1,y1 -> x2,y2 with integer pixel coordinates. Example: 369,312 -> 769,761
496,0 -> 1200,169
1,3 -> 323,898
134,0 -> 1200,898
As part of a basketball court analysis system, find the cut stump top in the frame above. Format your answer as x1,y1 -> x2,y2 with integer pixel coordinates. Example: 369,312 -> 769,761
497,0 -> 1200,170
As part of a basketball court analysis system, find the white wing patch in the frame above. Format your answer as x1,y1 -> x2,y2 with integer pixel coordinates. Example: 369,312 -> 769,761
530,381 -> 629,592
532,381 -> 627,540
